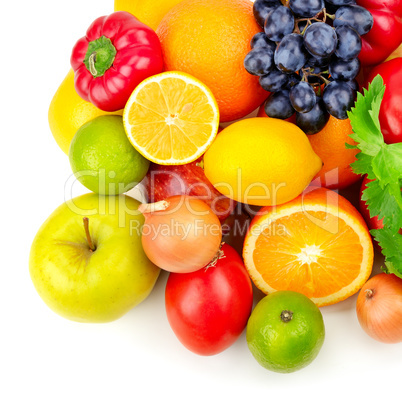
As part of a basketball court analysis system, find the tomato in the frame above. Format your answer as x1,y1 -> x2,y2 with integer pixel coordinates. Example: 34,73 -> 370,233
165,243 -> 253,356
366,58 -> 402,144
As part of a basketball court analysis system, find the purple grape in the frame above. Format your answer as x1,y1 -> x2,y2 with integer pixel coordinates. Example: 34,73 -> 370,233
275,34 -> 307,73
264,90 -> 294,119
304,23 -> 338,58
244,48 -> 275,76
334,5 -> 373,36
296,96 -> 330,134
259,69 -> 289,92
329,57 -> 360,81
289,0 -> 324,18
253,0 -> 281,27
323,80 -> 356,119
264,6 -> 295,42
335,25 -> 362,60
251,33 -> 277,50
290,82 -> 317,113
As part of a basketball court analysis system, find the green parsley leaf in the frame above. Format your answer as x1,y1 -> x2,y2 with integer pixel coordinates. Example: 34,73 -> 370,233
348,77 -> 385,155
372,143 -> 402,186
371,229 -> 402,277
348,74 -> 402,278
362,179 -> 402,232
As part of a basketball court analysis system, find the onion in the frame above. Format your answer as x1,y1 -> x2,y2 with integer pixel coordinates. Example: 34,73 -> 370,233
138,195 -> 222,273
356,273 -> 402,343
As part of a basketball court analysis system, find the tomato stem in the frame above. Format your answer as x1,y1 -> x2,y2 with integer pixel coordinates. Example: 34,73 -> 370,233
205,242 -> 226,270
83,217 -> 96,252
280,310 -> 293,323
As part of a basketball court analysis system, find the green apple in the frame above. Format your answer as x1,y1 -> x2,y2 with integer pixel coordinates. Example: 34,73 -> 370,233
29,193 -> 160,323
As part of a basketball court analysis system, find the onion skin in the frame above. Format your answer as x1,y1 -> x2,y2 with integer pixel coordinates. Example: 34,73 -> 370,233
139,195 -> 222,273
356,273 -> 402,343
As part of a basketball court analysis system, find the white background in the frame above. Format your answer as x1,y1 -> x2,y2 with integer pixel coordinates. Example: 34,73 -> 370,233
1,1 -> 401,401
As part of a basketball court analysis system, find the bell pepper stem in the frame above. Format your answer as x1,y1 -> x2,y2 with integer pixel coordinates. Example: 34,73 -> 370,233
83,36 -> 117,78
88,53 -> 98,77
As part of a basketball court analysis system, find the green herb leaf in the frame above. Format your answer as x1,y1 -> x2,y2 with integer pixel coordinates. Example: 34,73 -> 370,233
362,179 -> 402,232
348,78 -> 385,155
372,144 -> 402,186
371,229 -> 402,277
350,152 -> 374,178
348,74 -> 402,278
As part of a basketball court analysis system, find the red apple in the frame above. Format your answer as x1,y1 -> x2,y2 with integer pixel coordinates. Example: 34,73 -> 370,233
141,158 -> 236,223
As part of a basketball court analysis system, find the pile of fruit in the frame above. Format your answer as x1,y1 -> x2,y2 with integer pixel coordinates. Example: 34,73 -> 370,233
32,0 -> 402,374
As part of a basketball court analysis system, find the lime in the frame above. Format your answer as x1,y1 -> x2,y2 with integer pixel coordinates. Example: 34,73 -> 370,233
69,115 -> 150,195
246,291 -> 325,373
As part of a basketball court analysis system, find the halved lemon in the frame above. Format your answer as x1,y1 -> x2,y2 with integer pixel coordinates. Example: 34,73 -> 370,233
243,187 -> 374,307
123,71 -> 219,165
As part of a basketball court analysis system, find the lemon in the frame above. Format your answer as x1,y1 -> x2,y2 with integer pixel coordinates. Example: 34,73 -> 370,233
203,117 -> 322,206
114,0 -> 184,30
48,70 -> 122,154
246,291 -> 325,373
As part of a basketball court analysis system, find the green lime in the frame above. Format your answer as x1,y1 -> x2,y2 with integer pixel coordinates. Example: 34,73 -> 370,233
246,291 -> 325,373
69,115 -> 150,195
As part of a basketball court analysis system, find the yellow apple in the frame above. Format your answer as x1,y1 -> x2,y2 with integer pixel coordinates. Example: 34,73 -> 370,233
29,193 -> 160,323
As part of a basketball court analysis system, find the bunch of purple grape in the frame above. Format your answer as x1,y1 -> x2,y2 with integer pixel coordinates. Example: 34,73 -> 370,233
245,0 -> 373,134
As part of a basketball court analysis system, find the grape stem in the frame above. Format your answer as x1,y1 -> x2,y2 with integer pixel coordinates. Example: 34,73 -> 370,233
301,67 -> 331,87
293,8 -> 336,35
324,10 -> 336,21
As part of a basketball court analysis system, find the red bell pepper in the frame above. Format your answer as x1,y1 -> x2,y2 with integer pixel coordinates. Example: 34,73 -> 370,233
357,0 -> 402,66
71,11 -> 163,112
367,57 -> 402,144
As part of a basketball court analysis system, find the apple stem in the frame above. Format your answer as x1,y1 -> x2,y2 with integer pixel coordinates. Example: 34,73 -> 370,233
83,217 -> 96,252
138,200 -> 170,215
196,159 -> 204,170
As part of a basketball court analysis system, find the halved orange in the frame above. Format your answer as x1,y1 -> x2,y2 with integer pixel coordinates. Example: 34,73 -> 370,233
243,187 -> 374,307
123,71 -> 219,165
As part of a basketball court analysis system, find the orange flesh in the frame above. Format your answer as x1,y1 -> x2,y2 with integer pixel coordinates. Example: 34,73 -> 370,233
253,211 -> 363,298
126,78 -> 216,162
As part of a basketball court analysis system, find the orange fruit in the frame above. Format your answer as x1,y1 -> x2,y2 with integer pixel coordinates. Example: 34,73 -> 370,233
243,187 -> 374,307
156,0 -> 268,122
308,116 -> 361,189
123,71 -> 219,165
